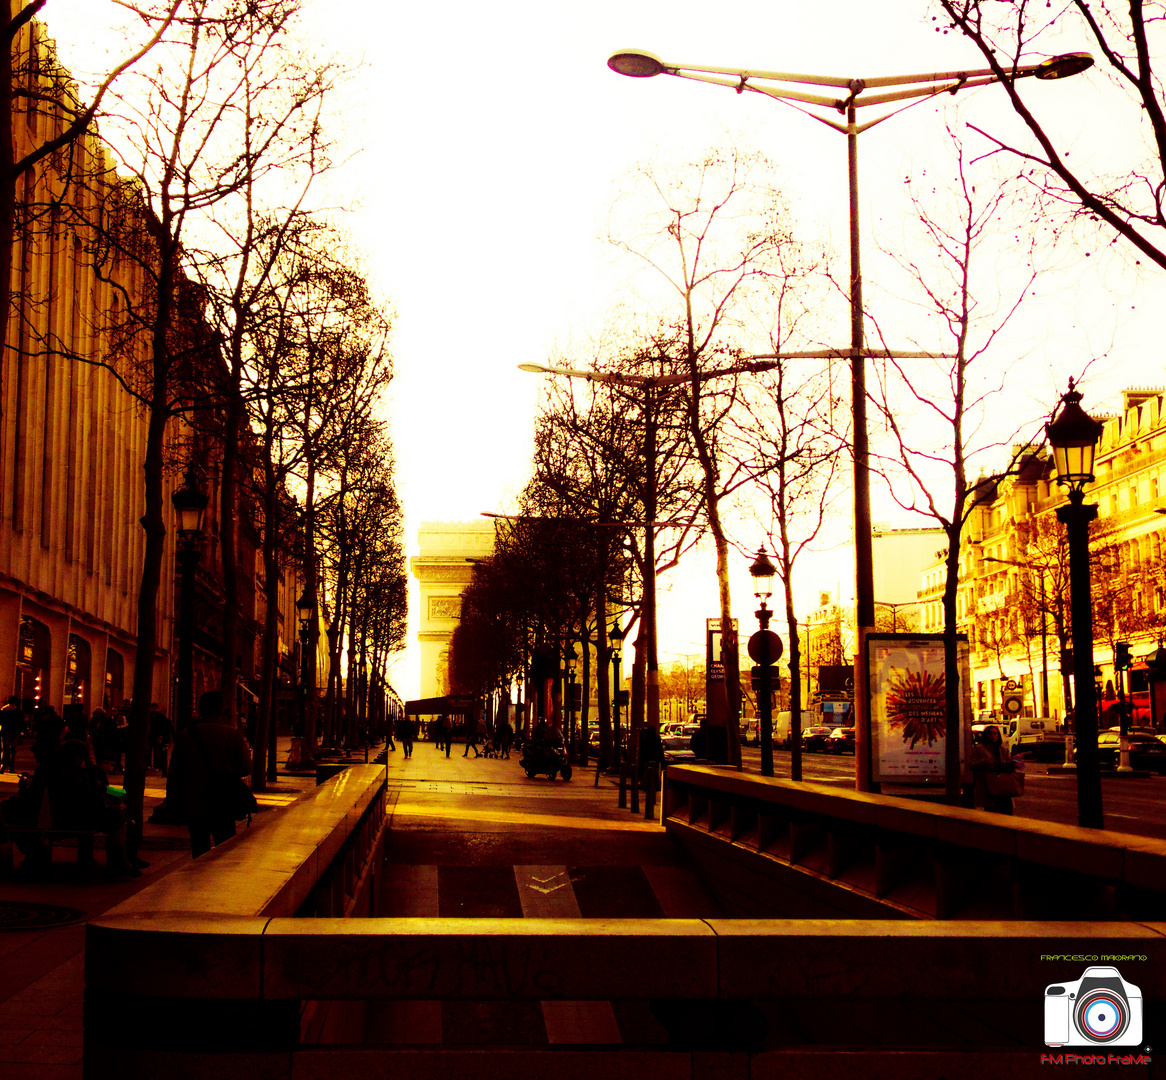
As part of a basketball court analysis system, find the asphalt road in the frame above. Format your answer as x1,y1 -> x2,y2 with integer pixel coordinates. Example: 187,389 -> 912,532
737,745 -> 1166,840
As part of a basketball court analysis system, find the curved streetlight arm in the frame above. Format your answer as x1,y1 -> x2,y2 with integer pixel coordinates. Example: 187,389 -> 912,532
612,51 -> 1093,116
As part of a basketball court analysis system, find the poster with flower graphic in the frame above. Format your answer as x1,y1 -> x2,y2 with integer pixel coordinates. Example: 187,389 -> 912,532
866,633 -> 971,783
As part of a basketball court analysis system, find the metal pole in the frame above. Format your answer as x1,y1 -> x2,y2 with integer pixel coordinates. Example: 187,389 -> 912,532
759,603 -> 774,778
1058,494 -> 1103,828
645,385 -> 659,735
176,544 -> 198,731
614,649 -> 626,807
846,100 -> 876,794
1040,570 -> 1050,715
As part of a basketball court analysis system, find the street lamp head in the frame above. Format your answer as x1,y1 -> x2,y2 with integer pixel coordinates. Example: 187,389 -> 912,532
517,362 -> 550,373
171,463 -> 208,538
609,622 -> 624,657
1035,51 -> 1094,80
1046,379 -> 1104,494
565,643 -> 578,671
296,587 -> 315,625
749,547 -> 777,602
608,48 -> 666,78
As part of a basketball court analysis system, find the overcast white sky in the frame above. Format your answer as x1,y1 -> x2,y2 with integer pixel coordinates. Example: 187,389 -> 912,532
45,0 -> 1165,696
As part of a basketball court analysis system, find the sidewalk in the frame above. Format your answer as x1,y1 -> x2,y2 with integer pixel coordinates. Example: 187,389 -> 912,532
0,734 -> 371,1080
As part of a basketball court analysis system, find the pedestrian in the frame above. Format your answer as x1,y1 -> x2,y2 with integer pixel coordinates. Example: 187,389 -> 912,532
970,724 -> 1021,814
31,705 -> 64,766
463,714 -> 481,758
386,714 -> 396,752
1,696 -> 23,772
166,690 -> 253,858
7,739 -> 140,876
149,705 -> 174,776
499,716 -> 513,759
114,703 -> 130,772
638,725 -> 666,786
98,708 -> 121,773
399,715 -> 414,758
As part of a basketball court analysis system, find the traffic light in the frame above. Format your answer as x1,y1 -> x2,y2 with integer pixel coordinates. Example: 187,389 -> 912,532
1115,641 -> 1132,671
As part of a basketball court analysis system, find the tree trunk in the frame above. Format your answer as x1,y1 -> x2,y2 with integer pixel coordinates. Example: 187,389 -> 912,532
302,458 -> 318,760
252,453 -> 280,792
218,377 -> 243,726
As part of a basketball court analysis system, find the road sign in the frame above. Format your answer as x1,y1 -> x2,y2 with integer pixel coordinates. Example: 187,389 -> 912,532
748,629 -> 783,666
1002,693 -> 1023,717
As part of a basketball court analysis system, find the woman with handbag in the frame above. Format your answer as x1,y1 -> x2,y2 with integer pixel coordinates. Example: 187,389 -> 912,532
970,725 -> 1022,814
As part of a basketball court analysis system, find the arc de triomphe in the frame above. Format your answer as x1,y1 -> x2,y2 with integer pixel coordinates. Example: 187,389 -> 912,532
410,520 -> 495,698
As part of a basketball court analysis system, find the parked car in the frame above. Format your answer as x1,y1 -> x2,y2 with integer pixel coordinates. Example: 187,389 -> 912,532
661,735 -> 696,764
802,725 -> 834,754
827,726 -> 855,754
773,711 -> 793,749
741,718 -> 760,746
1094,730 -> 1166,773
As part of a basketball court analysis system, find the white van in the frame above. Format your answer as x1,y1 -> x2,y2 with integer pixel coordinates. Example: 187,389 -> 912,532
1005,717 -> 1065,760
773,711 -> 793,749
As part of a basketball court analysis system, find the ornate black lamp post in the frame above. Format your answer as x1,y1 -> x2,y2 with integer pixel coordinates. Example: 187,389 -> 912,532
565,643 -> 579,762
1046,380 -> 1105,829
611,622 -> 626,805
749,548 -> 781,777
296,586 -> 314,753
172,464 -> 208,731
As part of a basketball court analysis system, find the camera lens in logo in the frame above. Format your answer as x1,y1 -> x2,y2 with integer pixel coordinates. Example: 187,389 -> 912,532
1075,988 -> 1129,1042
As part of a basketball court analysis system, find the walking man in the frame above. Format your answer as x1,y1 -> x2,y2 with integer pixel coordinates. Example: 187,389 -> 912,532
463,713 -> 482,758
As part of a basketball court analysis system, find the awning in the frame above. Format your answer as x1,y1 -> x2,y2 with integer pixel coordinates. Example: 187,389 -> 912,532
404,694 -> 474,716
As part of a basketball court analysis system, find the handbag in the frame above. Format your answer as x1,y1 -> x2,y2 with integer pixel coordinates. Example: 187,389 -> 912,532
985,766 -> 1024,798
191,726 -> 259,823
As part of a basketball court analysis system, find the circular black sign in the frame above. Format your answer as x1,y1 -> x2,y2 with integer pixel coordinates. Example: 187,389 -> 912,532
748,630 -> 783,665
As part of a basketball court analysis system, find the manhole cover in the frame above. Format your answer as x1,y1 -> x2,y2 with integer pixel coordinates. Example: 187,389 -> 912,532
0,903 -> 87,930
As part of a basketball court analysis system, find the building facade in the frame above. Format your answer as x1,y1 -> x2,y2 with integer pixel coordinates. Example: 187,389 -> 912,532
0,15 -> 303,729
919,388 -> 1166,724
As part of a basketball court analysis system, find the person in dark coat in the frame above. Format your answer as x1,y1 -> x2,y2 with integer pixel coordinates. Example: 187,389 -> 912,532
166,690 -> 252,858
31,706 -> 64,765
1,696 -> 23,772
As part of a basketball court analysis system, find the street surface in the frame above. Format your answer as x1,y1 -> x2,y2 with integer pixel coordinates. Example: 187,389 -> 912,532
738,745 -> 1166,839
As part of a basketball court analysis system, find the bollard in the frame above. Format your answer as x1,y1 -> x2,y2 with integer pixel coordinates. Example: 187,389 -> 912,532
644,762 -> 657,820
618,762 -> 627,808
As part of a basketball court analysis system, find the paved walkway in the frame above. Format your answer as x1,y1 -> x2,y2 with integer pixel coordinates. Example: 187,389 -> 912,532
0,734 -> 655,1075
368,740 -> 715,1048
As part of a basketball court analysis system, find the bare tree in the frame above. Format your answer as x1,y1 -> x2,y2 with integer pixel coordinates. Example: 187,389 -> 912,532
608,146 -> 820,765
70,0 -> 334,853
738,346 -> 842,778
867,138 -> 1048,803
937,0 -> 1166,270
3,2 -> 180,365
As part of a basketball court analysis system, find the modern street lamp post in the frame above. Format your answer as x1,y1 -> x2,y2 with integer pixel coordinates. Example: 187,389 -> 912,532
608,45 -> 1093,793
1046,380 -> 1105,829
171,464 -> 208,731
749,548 -> 780,777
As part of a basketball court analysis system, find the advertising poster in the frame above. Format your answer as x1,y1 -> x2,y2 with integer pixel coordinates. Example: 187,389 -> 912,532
867,633 -> 971,784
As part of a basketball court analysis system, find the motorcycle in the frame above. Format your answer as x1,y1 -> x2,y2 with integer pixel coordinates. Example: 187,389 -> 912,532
519,738 -> 572,781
